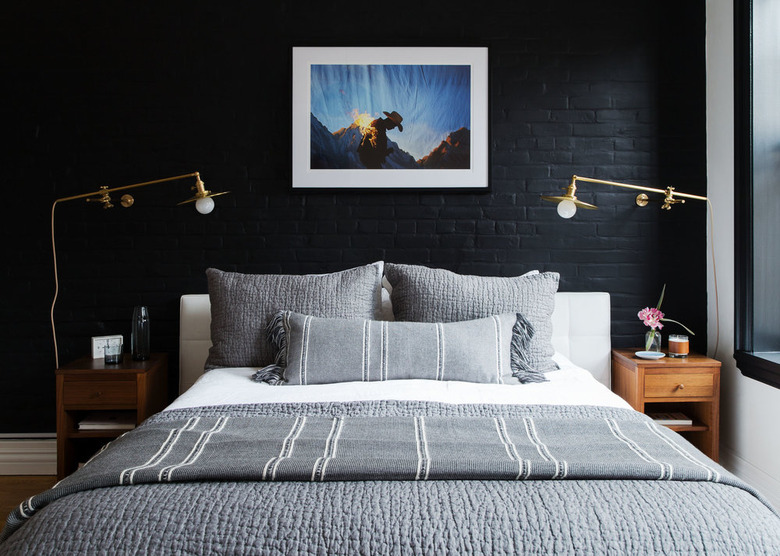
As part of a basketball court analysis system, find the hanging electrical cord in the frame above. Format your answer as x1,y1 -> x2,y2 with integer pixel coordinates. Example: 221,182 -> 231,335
707,198 -> 720,360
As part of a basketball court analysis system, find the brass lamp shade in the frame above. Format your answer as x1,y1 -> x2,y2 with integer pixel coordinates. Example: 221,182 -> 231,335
540,194 -> 598,210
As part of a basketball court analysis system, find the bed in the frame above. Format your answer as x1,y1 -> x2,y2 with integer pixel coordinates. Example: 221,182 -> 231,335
3,263 -> 779,555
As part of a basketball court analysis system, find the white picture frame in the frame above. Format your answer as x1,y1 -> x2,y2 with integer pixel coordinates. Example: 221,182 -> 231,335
292,46 -> 489,190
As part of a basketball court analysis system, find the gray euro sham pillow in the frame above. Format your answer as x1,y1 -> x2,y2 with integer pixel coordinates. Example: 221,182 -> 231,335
384,264 -> 560,373
205,264 -> 383,370
254,310 -> 542,385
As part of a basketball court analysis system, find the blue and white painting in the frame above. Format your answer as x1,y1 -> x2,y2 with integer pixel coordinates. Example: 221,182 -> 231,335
309,64 -> 472,170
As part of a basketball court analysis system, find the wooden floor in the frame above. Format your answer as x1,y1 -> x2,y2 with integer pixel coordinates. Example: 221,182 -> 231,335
0,476 -> 57,518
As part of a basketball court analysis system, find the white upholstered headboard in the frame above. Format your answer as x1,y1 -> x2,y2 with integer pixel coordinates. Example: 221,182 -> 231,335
178,292 -> 611,395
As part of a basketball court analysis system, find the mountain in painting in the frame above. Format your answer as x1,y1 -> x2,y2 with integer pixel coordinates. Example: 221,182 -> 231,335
309,114 -> 469,170
310,114 -> 417,169
417,127 -> 470,170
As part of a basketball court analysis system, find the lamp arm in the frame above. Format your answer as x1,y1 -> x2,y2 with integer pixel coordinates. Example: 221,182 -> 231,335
667,190 -> 708,202
54,172 -> 203,204
572,175 -> 708,202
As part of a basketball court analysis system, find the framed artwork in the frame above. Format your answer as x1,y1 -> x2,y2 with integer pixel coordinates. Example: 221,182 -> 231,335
292,46 -> 489,190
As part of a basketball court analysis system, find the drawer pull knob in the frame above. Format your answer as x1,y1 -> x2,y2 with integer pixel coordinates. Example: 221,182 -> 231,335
677,384 -> 685,390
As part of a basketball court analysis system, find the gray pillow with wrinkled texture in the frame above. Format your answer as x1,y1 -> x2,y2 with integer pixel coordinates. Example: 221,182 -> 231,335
205,264 -> 383,370
256,311 -> 538,385
384,264 -> 560,373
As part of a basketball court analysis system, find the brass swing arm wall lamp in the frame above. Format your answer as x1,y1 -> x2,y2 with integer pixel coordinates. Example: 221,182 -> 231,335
541,173 -> 720,358
53,171 -> 229,214
541,175 -> 708,218
51,172 -> 230,368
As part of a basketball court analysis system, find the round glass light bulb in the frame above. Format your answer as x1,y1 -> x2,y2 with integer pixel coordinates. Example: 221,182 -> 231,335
556,199 -> 577,219
195,196 -> 215,215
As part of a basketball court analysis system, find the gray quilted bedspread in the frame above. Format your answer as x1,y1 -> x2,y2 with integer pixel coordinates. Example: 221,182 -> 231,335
2,401 -> 780,555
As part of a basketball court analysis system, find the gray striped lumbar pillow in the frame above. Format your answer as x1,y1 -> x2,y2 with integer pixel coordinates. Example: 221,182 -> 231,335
254,311 -> 545,386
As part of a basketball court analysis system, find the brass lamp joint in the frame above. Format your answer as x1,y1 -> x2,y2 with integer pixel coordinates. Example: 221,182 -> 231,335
661,187 -> 685,210
85,186 -> 114,209
193,172 -> 211,198
564,176 -> 578,199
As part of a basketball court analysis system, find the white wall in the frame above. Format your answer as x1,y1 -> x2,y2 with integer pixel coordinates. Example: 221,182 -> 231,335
706,0 -> 780,508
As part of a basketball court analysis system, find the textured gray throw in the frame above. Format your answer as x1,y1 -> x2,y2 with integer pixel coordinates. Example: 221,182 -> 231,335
3,400 -> 776,549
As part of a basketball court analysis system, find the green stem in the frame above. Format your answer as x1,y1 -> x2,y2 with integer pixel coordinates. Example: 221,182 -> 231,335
645,330 -> 656,351
661,318 -> 695,336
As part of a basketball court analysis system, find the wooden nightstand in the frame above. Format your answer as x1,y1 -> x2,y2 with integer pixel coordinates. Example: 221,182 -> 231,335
611,349 -> 721,462
56,353 -> 168,479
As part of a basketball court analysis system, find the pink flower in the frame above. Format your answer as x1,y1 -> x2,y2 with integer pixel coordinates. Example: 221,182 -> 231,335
638,285 -> 695,337
638,307 -> 665,330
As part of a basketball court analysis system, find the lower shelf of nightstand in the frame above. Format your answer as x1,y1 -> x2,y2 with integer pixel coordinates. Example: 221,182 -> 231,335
662,422 -> 709,433
68,429 -> 134,439
645,402 -> 711,432
62,437 -> 117,470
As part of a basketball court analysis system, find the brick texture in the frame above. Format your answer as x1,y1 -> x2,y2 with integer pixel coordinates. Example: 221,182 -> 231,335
2,0 -> 707,432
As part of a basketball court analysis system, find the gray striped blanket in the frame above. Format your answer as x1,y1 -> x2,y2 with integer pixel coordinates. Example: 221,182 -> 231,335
1,401 -> 775,546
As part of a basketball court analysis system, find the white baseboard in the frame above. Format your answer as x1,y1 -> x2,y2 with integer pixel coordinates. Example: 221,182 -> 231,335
0,439 -> 56,475
720,446 -> 780,510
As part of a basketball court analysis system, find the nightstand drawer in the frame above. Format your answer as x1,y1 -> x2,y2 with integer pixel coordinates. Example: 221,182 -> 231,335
62,380 -> 137,407
644,372 -> 715,398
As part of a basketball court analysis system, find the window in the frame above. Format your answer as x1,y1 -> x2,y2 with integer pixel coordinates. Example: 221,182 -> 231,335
734,0 -> 780,388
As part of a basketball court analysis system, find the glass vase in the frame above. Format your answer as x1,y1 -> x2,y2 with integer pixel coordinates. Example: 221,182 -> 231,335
645,330 -> 662,352
131,305 -> 150,361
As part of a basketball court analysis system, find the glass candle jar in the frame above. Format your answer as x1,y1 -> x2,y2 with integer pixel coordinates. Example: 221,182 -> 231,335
668,334 -> 689,358
104,337 -> 123,364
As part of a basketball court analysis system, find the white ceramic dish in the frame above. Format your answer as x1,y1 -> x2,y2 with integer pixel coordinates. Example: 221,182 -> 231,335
635,351 -> 666,360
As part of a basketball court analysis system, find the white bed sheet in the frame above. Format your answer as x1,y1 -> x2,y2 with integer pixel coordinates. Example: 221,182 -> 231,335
166,353 -> 631,411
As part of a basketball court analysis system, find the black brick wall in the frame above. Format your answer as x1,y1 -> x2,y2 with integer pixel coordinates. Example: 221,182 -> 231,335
2,0 -> 707,433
